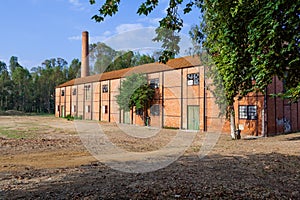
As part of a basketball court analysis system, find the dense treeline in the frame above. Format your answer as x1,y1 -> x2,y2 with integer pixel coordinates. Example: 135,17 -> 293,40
0,56 -> 81,113
89,42 -> 159,74
0,43 -> 158,114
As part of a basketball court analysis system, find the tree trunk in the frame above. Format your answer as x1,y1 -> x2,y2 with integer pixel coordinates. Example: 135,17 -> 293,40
229,106 -> 236,139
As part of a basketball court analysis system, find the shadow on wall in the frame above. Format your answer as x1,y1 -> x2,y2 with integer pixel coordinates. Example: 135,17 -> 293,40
276,117 -> 292,133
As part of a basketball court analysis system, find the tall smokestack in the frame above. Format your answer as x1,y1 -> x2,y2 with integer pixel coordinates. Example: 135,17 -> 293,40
81,31 -> 89,77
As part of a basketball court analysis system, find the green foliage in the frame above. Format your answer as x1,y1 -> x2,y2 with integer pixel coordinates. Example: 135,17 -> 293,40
200,0 -> 300,108
0,56 -> 80,113
277,82 -> 300,103
90,42 -> 158,73
89,42 -> 118,73
0,126 -> 36,139
107,51 -> 135,71
116,73 -> 155,113
90,0 -> 300,105
65,114 -> 74,121
89,0 -> 195,63
90,0 -> 121,22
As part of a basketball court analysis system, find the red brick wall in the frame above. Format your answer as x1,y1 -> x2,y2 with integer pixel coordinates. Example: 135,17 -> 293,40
266,76 -> 300,135
55,65 -> 299,136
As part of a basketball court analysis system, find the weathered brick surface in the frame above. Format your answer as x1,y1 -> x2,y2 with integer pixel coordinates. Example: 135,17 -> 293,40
55,59 -> 300,136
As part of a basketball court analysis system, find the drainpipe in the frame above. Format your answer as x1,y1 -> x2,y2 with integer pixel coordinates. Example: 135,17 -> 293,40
203,64 -> 207,132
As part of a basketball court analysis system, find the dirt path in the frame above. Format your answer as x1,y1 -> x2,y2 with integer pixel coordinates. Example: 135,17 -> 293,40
0,116 -> 299,199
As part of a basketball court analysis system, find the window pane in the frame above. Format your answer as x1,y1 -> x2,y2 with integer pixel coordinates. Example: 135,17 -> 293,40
239,106 -> 248,119
85,85 -> 91,100
187,73 -> 200,85
150,78 -> 159,89
248,106 -> 257,120
102,85 -> 108,93
193,73 -> 199,85
135,108 -> 143,116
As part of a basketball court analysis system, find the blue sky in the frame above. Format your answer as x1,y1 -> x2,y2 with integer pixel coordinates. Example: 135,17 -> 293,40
0,0 -> 200,70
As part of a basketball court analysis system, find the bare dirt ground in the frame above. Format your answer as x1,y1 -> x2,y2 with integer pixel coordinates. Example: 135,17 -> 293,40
0,116 -> 299,199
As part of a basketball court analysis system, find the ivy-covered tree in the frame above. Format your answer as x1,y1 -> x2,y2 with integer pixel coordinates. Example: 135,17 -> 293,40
116,73 -> 155,124
196,0 -> 300,137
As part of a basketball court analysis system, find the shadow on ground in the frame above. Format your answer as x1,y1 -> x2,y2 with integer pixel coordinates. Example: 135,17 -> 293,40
1,152 -> 299,199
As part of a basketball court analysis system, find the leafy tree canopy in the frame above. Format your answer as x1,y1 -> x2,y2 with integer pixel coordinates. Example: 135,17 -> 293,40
0,57 -> 81,113
200,0 -> 300,105
90,0 -> 299,138
116,73 -> 155,113
89,42 -> 158,74
90,0 -> 300,102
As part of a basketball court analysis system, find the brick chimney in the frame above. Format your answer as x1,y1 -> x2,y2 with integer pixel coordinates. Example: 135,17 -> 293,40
81,31 -> 89,77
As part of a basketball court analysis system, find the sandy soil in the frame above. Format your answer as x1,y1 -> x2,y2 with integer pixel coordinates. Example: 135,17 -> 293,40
0,116 -> 299,199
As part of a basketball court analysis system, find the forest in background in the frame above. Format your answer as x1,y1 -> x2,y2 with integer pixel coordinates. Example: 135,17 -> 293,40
0,42 -> 158,114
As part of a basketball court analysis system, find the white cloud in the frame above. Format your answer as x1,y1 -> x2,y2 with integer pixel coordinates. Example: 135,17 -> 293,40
137,17 -> 161,26
115,23 -> 144,34
68,34 -> 109,44
103,31 -> 112,36
68,26 -> 193,57
69,0 -> 81,7
105,27 -> 160,51
68,35 -> 81,41
68,0 -> 85,11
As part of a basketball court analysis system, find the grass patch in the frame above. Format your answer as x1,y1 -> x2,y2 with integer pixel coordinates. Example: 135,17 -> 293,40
0,126 -> 37,139
163,126 -> 179,130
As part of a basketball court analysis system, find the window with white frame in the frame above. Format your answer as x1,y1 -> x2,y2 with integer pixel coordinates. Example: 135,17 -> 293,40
187,73 -> 199,85
239,105 -> 257,120
61,90 -> 65,96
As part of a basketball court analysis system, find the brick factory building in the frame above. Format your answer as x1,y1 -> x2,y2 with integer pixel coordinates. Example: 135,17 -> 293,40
55,32 -> 300,136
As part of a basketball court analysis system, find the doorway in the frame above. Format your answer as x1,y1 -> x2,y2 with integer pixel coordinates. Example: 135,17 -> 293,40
123,110 -> 130,124
187,105 -> 199,130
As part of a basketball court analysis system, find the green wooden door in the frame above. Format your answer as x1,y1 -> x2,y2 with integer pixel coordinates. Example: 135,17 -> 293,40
123,110 -> 130,124
188,105 -> 199,130
61,106 -> 65,118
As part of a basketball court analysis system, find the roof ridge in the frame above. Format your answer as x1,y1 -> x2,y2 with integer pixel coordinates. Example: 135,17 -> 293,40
56,55 -> 200,88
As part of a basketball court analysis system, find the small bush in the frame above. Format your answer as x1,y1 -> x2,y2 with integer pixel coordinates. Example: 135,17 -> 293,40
65,114 -> 74,121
